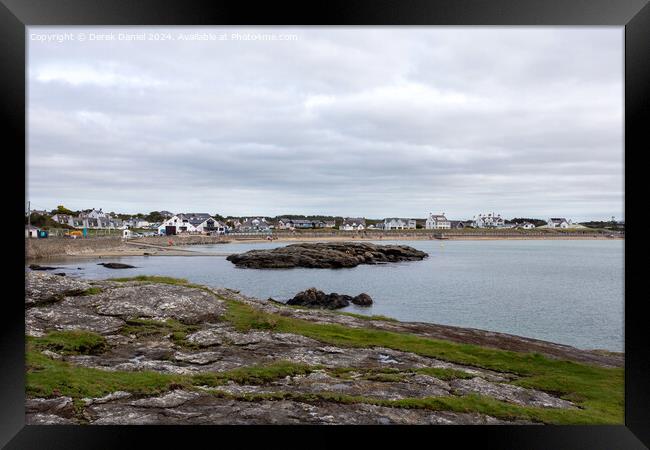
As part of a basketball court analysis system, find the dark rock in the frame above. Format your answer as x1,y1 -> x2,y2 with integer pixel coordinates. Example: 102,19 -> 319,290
227,242 -> 428,269
29,264 -> 59,271
54,272 -> 66,277
287,288 -> 354,309
352,293 -> 373,306
97,263 -> 136,269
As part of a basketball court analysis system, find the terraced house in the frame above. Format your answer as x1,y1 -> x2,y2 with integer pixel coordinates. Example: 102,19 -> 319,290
473,213 -> 505,228
51,208 -> 123,229
380,218 -> 416,230
238,217 -> 271,232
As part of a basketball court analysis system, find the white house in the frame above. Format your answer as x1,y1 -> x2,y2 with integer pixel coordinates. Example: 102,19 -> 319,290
425,213 -> 451,230
125,217 -> 151,229
547,218 -> 571,228
341,218 -> 366,231
517,222 -> 535,229
25,225 -> 40,238
158,213 -> 225,235
238,217 -> 271,232
80,208 -> 108,220
276,218 -> 291,230
381,218 -> 416,230
51,214 -> 74,226
473,213 -> 505,228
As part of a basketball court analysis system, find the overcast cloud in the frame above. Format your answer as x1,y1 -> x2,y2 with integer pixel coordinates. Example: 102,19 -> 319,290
27,27 -> 623,221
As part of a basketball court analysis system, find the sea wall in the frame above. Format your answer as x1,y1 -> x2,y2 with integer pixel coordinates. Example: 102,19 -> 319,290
25,237 -> 124,260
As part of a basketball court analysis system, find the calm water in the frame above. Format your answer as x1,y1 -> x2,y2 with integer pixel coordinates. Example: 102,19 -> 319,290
38,240 -> 624,351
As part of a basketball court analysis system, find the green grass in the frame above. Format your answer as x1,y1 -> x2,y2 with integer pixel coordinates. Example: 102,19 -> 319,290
80,287 -> 103,296
336,311 -> 398,322
220,297 -> 623,424
26,348 -> 313,401
27,277 -> 623,424
29,331 -> 107,355
120,318 -> 201,349
25,343 -> 614,425
415,367 -> 476,380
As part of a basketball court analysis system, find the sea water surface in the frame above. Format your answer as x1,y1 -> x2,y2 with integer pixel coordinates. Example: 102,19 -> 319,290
39,239 -> 624,352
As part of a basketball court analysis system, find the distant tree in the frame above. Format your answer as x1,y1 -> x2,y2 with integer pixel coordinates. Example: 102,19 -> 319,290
26,213 -> 74,230
54,205 -> 75,215
508,218 -> 546,227
146,211 -> 164,222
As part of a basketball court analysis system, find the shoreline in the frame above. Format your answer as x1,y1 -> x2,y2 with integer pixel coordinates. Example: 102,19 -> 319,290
26,233 -> 623,261
24,273 -> 623,425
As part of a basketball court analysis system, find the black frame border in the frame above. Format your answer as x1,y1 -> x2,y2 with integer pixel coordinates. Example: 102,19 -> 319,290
2,0 -> 648,448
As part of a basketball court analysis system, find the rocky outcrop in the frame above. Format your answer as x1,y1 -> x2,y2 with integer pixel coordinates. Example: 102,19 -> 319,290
226,242 -> 428,269
29,264 -> 60,271
25,271 -> 91,307
97,262 -> 136,269
24,273 -> 621,425
286,288 -> 373,309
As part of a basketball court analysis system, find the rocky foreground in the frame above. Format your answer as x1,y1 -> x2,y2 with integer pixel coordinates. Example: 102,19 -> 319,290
25,272 -> 623,425
226,242 -> 428,269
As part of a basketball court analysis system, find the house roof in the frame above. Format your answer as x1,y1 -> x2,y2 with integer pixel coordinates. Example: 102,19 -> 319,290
383,218 -> 414,222
428,214 -> 448,220
26,225 -> 39,230
342,218 -> 366,225
182,213 -> 213,226
549,218 -> 567,223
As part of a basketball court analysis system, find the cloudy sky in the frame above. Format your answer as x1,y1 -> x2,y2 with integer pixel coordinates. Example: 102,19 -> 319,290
27,27 -> 623,221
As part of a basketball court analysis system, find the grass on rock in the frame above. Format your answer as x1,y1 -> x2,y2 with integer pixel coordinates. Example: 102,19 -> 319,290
28,276 -> 624,424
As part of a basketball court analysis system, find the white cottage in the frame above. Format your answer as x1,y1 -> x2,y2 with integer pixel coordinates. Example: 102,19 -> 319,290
425,213 -> 451,230
473,213 -> 505,228
340,218 -> 366,231
381,218 -> 416,230
547,218 -> 571,228
25,225 -> 40,238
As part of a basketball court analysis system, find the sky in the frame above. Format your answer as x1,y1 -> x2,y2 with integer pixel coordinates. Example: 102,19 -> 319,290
27,27 -> 624,221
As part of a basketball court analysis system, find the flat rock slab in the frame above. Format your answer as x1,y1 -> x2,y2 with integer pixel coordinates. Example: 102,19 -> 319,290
25,272 -> 91,307
89,284 -> 226,325
74,391 -> 531,425
226,242 -> 428,269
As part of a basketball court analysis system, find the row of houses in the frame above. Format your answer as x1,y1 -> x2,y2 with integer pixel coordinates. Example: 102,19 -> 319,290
51,209 -> 125,229
37,207 -> 576,236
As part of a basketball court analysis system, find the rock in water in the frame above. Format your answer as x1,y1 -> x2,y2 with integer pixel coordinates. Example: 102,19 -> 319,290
352,293 -> 373,306
287,288 -> 351,309
29,264 -> 60,271
97,263 -> 136,269
227,242 -> 427,269
286,288 -> 373,309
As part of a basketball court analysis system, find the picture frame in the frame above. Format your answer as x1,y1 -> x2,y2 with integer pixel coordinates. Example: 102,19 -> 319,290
3,0 -> 647,447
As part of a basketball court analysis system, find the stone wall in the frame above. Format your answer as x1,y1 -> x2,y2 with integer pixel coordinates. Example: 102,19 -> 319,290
25,237 -> 124,260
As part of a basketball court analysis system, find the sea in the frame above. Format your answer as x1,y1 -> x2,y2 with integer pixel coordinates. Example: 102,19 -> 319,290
34,239 -> 624,352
